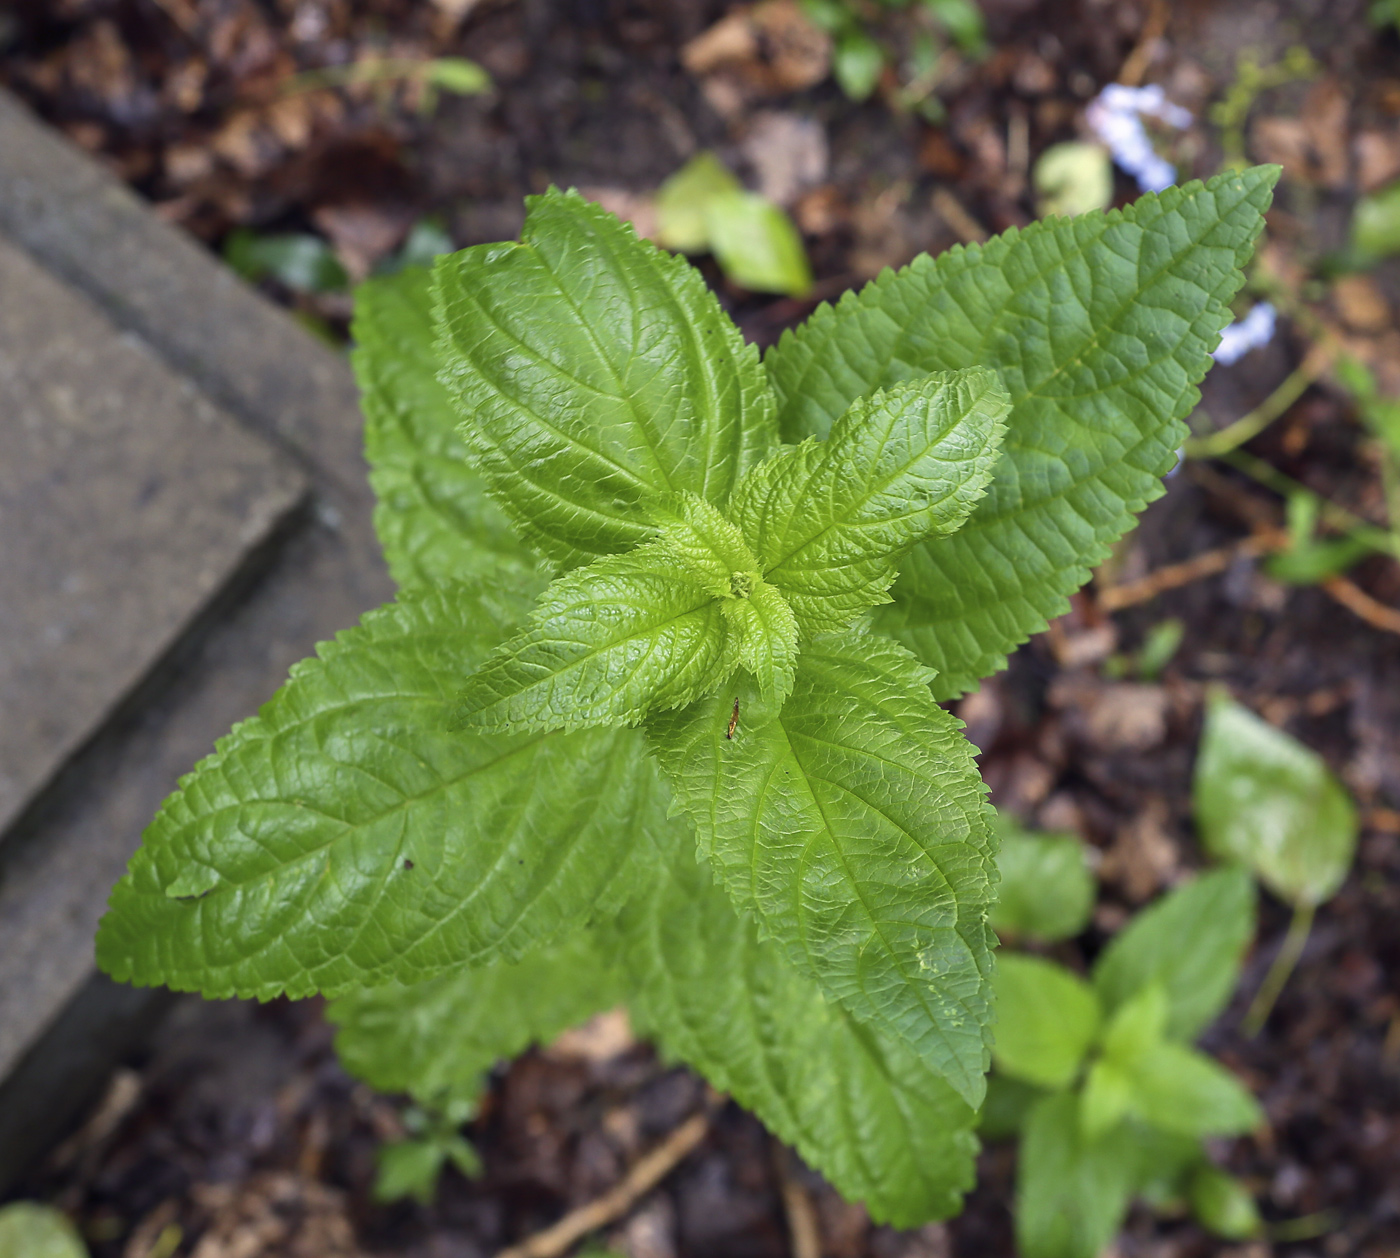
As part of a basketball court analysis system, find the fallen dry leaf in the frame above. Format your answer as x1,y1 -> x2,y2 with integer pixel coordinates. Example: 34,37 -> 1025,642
1356,128 -> 1400,193
1332,274 -> 1391,334
741,110 -> 827,207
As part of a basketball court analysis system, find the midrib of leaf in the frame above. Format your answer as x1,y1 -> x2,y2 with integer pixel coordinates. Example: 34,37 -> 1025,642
762,712 -> 982,1070
522,589 -> 720,686
532,243 -> 678,492
393,733 -> 644,966
174,727 -> 555,894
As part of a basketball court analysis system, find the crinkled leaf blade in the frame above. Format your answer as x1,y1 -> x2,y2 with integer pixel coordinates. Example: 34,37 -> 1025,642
353,267 -> 538,590
434,188 -> 777,565
96,583 -> 668,1000
764,168 -> 1279,697
647,631 -> 996,1106
729,368 -> 1009,635
454,548 -> 732,733
621,821 -> 979,1227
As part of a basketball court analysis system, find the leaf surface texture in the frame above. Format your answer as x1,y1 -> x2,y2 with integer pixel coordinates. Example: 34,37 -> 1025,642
764,169 -> 1278,696
435,189 -> 777,565
647,631 -> 996,1105
97,583 -> 669,999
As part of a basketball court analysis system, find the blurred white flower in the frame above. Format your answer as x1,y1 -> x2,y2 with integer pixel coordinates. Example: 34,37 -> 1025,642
1086,83 -> 1192,194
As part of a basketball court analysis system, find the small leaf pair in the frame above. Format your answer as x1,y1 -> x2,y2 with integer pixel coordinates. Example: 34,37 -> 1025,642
453,368 -> 1009,732
989,869 -> 1263,1258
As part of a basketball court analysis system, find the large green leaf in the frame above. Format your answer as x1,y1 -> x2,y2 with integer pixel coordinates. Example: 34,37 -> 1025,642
764,168 -> 1279,698
454,548 -> 734,733
992,954 -> 1100,1091
1092,868 -> 1256,1042
96,583 -> 670,1000
352,267 -> 539,589
647,631 -> 996,1106
434,189 -> 777,566
1194,693 -> 1358,907
329,926 -> 626,1106
1016,1092 -> 1137,1258
620,826 -> 979,1227
728,369 -> 1008,636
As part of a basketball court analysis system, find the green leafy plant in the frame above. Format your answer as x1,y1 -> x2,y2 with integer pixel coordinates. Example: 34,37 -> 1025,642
1371,0 -> 1400,35
988,870 -> 1263,1258
225,228 -> 349,294
655,152 -> 812,297
1102,616 -> 1184,682
1194,692 -> 1359,1032
799,0 -> 986,112
96,167 -> 1276,1227
373,1096 -> 481,1205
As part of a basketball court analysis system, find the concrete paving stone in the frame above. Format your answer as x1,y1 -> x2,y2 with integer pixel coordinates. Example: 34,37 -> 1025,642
0,232 -> 307,837
0,87 -> 396,1187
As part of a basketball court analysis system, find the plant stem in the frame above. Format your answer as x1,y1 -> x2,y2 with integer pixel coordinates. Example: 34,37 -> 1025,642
1184,341 -> 1333,460
1243,901 -> 1315,1037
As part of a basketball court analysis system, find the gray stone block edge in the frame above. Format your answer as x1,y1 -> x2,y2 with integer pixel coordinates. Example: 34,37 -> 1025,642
0,88 -> 394,1190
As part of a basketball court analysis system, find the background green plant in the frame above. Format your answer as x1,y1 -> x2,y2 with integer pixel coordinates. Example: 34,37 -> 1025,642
986,867 -> 1263,1258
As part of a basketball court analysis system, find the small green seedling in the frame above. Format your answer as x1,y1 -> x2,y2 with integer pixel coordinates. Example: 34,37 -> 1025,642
0,1203 -> 89,1258
799,0 -> 986,110
373,1096 -> 481,1205
225,228 -> 348,294
96,169 -> 1276,1229
1194,692 -> 1359,1033
1102,617 -> 1184,682
989,813 -> 1095,944
1334,356 -> 1400,535
1349,179 -> 1400,266
988,870 -> 1262,1258
655,153 -> 812,297
1264,488 -> 1378,585
1033,143 -> 1114,220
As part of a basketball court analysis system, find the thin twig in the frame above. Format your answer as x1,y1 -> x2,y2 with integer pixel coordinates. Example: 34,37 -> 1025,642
1243,901 -> 1315,1036
1184,339 -> 1335,459
1096,530 -> 1286,611
1118,0 -> 1170,87
495,1107 -> 713,1258
149,0 -> 201,36
930,188 -> 987,245
771,1140 -> 822,1258
1320,575 -> 1400,636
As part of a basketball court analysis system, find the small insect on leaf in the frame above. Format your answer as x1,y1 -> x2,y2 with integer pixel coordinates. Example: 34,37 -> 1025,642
728,697 -> 740,740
